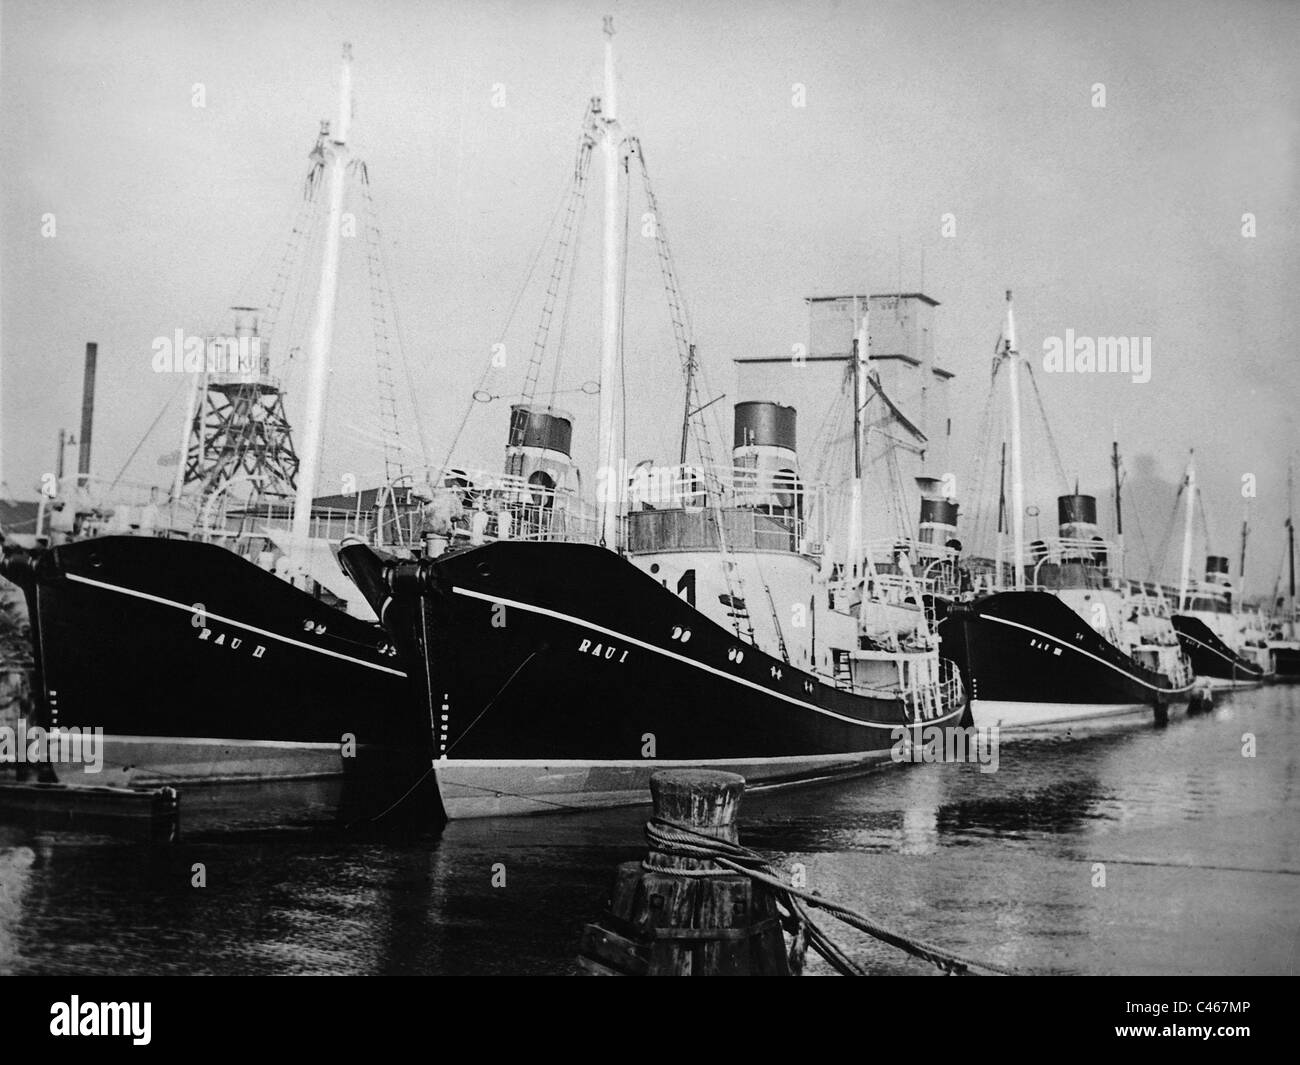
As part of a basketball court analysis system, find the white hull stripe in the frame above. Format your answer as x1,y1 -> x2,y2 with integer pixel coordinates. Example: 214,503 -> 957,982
434,751 -> 894,769
451,586 -> 961,730
64,572 -> 408,678
977,612 -> 1194,695
100,735 -> 347,750
969,700 -> 1150,727
1174,631 -> 1265,676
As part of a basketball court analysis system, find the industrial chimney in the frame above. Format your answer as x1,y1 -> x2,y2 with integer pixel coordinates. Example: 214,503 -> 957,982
78,342 -> 97,485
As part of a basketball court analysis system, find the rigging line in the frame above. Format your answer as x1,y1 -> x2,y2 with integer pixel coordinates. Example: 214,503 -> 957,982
357,161 -> 408,484
261,181 -> 320,346
961,362 -> 994,552
349,762 -> 437,826
369,175 -> 432,473
964,365 -> 1002,557
1022,361 -> 1070,493
434,163 -> 578,481
522,105 -> 598,412
286,193 -> 326,363
110,375 -> 192,490
445,651 -> 542,756
1147,478 -> 1186,583
633,139 -> 745,636
753,551 -> 791,664
228,178 -> 310,322
547,153 -> 593,403
1127,483 -> 1156,583
193,154 -> 325,503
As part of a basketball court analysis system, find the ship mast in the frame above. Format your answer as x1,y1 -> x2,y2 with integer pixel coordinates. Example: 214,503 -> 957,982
1178,450 -> 1196,610
1239,506 -> 1249,597
848,299 -> 868,579
678,343 -> 695,468
292,43 -> 353,549
1003,291 -> 1026,590
1112,432 -> 1124,554
597,17 -> 625,549
1289,459 -> 1296,614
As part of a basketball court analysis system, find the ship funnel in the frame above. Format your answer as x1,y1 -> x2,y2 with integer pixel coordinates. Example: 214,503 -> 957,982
916,476 -> 959,555
504,404 -> 576,504
733,401 -> 796,453
733,401 -> 800,516
1057,493 -> 1098,539
1205,554 -> 1231,586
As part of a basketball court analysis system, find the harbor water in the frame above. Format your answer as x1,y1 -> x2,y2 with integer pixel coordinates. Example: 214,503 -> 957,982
1,684 -> 1296,976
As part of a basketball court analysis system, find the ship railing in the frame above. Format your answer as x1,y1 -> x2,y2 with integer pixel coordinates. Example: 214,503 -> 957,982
34,474 -> 201,540
418,462 -> 834,554
827,570 -> 937,607
832,537 -> 961,581
626,506 -> 806,555
1027,537 -> 1122,585
1176,578 -> 1234,613
1120,579 -> 1180,616
434,461 -> 822,508
828,541 -> 947,616
904,662 -> 965,725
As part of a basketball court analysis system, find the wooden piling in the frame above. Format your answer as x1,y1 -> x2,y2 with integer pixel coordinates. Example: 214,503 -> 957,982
1187,684 -> 1214,716
577,769 -> 790,976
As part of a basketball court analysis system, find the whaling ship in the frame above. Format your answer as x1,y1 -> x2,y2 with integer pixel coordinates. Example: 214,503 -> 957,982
340,24 -> 968,819
937,293 -> 1196,728
0,47 -> 428,789
1167,454 -> 1275,688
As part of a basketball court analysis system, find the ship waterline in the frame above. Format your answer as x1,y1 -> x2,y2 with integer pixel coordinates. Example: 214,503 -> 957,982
341,538 -> 967,819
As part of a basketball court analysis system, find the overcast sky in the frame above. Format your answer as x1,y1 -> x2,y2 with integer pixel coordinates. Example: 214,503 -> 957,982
2,0 -> 1297,596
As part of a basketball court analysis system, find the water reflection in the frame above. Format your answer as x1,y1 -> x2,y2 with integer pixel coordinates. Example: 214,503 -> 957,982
0,685 -> 1296,974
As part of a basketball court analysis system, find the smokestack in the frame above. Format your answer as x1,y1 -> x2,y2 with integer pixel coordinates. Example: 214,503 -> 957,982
78,342 -> 97,483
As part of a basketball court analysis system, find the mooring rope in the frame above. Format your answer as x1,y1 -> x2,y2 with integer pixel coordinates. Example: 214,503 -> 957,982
644,817 -> 1022,976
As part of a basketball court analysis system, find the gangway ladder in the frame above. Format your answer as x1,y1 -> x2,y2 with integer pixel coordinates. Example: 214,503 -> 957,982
832,649 -> 854,692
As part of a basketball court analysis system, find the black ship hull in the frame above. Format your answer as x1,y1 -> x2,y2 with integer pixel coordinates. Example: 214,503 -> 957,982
0,536 -> 423,787
339,539 -> 967,819
936,591 -> 1193,729
1171,615 -> 1268,688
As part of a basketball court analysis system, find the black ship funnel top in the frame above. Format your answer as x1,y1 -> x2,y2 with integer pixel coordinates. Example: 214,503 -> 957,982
916,476 -> 958,545
507,404 -> 573,458
1205,555 -> 1231,584
919,496 -> 959,533
734,401 -> 797,453
1057,493 -> 1098,538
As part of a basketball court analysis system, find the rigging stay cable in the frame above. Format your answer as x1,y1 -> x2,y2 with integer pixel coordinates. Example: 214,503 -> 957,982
185,158 -> 326,500
359,160 -> 432,476
1022,360 -> 1071,494
964,363 -> 1002,558
219,171 -> 329,496
109,375 -> 193,490
1147,478 -> 1187,583
434,161 -> 579,481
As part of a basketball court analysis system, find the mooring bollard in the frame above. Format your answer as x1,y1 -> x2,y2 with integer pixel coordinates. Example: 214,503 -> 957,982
1187,683 -> 1214,716
576,769 -> 790,976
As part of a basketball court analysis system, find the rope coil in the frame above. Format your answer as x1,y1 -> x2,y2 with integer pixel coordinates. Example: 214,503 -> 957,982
645,817 -> 1021,977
